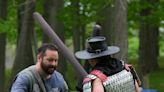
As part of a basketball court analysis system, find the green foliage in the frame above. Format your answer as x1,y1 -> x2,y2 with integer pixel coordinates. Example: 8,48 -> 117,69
159,27 -> 164,56
65,63 -> 77,91
128,0 -> 164,59
128,0 -> 140,22
128,0 -> 164,25
0,19 -> 17,43
0,0 -> 45,43
128,36 -> 139,59
60,0 -> 114,38
0,0 -> 17,44
35,0 -> 44,14
128,20 -> 139,59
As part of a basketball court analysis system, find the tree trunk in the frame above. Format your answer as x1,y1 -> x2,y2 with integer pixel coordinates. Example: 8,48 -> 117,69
81,24 -> 86,50
70,0 -> 84,90
71,0 -> 81,52
96,0 -> 128,62
17,0 -> 26,44
113,0 -> 128,62
42,0 -> 52,43
12,0 -> 36,77
96,1 -> 113,45
0,0 -> 7,91
138,0 -> 159,88
0,0 -> 7,20
0,32 -> 6,92
43,0 -> 67,77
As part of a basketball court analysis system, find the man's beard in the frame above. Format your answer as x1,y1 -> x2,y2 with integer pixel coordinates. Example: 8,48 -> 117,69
41,61 -> 56,75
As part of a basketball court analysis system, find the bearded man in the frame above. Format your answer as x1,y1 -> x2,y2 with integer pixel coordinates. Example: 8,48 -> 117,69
10,43 -> 68,92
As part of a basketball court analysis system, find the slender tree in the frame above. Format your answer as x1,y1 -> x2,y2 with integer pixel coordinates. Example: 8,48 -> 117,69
43,0 -> 67,78
138,0 -> 159,88
113,0 -> 128,61
42,0 -> 51,43
0,0 -> 7,91
96,0 -> 128,61
70,0 -> 81,52
12,0 -> 36,77
0,32 -> 6,92
0,0 -> 7,20
96,0 -> 113,44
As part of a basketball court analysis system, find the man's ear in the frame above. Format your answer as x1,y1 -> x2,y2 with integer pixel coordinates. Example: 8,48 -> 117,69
37,54 -> 42,61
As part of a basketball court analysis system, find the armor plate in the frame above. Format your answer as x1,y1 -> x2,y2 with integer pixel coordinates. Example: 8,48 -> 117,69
83,70 -> 135,92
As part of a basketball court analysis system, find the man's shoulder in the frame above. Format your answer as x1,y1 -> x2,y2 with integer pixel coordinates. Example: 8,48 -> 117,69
53,71 -> 63,77
10,65 -> 38,92
51,71 -> 68,91
19,65 -> 35,74
51,71 -> 65,83
15,65 -> 35,83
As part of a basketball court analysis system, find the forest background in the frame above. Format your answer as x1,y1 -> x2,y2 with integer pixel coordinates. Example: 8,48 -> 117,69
0,0 -> 164,92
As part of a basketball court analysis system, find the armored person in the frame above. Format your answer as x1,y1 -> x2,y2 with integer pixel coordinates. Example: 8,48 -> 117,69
75,36 -> 141,92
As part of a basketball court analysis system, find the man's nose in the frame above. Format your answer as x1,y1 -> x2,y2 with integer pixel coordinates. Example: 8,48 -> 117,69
51,60 -> 57,65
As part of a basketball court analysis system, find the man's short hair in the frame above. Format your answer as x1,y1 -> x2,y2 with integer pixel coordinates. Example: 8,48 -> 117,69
37,43 -> 58,57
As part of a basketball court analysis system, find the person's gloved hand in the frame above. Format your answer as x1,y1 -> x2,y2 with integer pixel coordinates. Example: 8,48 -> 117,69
125,64 -> 132,71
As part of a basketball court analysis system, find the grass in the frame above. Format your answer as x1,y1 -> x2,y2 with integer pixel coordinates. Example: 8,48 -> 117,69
149,69 -> 164,92
129,56 -> 164,92
149,57 -> 164,92
5,68 -> 12,92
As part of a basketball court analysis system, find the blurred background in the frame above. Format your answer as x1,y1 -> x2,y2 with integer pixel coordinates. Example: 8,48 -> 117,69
0,0 -> 163,92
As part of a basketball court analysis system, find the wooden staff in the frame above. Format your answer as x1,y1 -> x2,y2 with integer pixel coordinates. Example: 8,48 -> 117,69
33,12 -> 88,79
